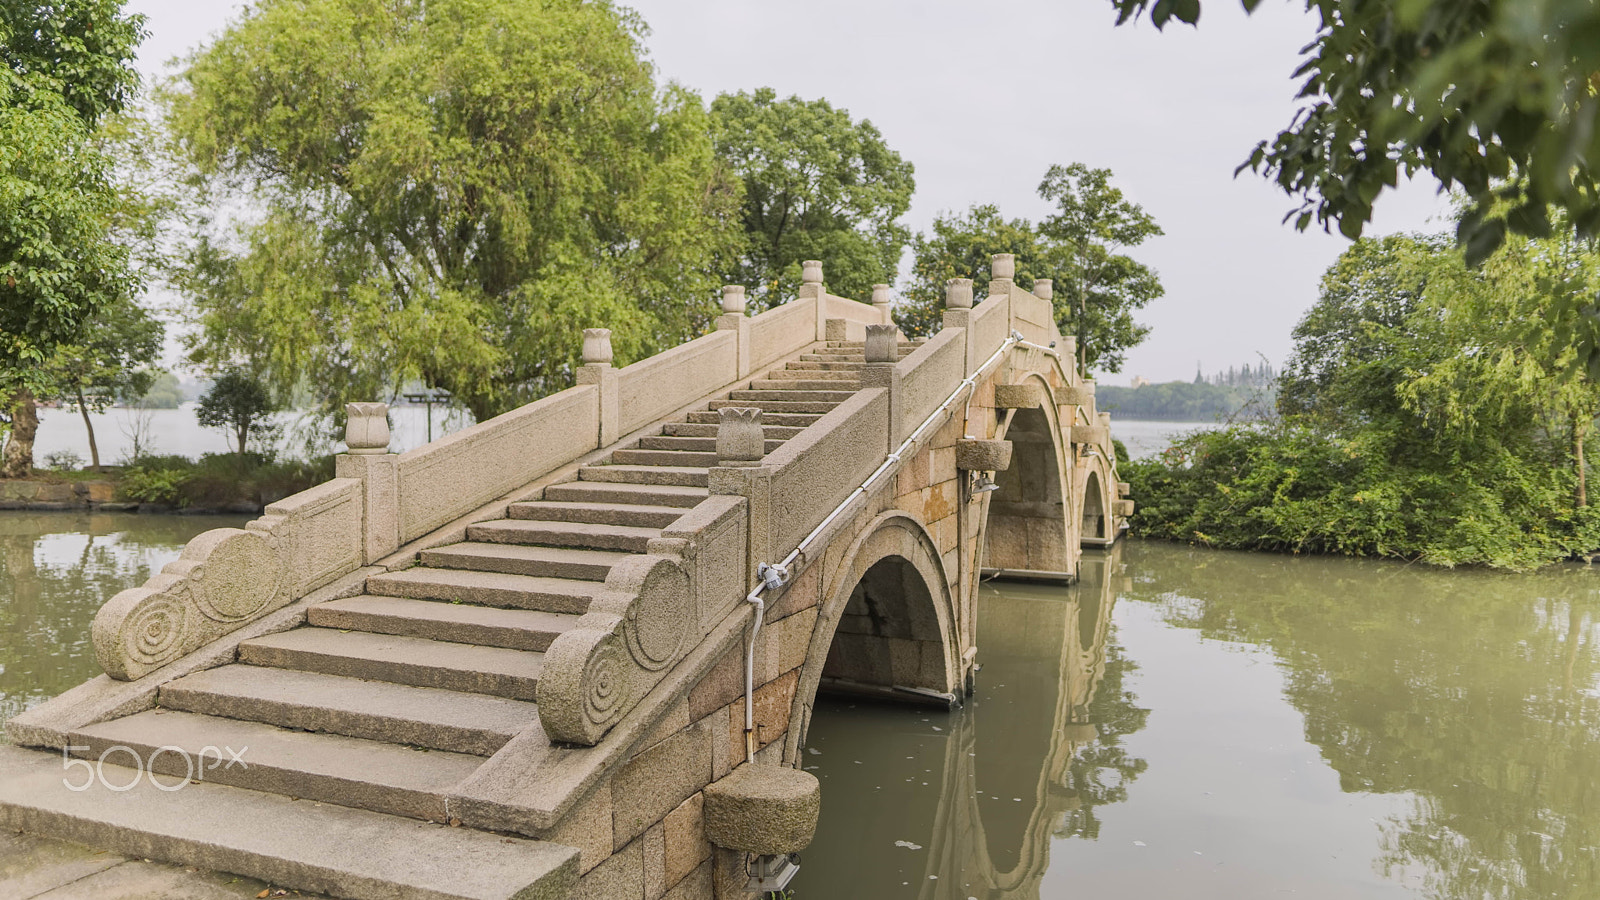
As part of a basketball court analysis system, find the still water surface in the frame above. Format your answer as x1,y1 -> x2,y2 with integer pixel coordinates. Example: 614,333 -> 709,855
0,512 -> 248,728
3,515 -> 1598,898
794,542 -> 1600,898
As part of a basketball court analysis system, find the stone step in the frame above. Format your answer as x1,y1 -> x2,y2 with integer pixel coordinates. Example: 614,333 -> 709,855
663,422 -> 805,439
240,628 -> 545,700
638,435 -> 786,454
72,709 -> 483,821
508,499 -> 686,528
608,447 -> 719,468
158,665 -> 537,756
708,399 -> 840,414
825,340 -> 923,349
726,389 -> 857,403
748,379 -> 860,392
781,360 -> 870,371
577,464 -> 709,488
310,595 -> 579,652
799,350 -> 915,361
365,568 -> 602,615
685,410 -> 821,428
763,368 -> 861,380
541,480 -> 709,509
467,518 -> 659,553
421,542 -> 629,581
0,745 -> 577,900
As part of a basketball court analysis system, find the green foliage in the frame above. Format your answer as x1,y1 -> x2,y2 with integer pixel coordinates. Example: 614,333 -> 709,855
710,88 -> 915,308
196,370 -> 277,455
0,1 -> 146,370
1125,424 -> 1600,571
117,452 -> 334,508
167,0 -> 743,423
1131,227 -> 1600,570
896,164 -> 1161,375
1109,0 -> 1600,266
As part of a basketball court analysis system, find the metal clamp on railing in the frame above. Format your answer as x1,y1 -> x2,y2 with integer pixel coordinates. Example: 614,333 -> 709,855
739,329 -> 1047,763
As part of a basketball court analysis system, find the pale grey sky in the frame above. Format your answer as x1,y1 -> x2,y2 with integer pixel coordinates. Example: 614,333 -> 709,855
127,0 -> 1449,385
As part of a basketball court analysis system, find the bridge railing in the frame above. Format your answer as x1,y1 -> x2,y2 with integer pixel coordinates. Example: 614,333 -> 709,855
83,267 -> 871,686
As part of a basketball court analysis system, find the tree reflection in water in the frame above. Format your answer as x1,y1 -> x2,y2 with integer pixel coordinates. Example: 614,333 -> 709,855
0,512 -> 248,728
794,546 -> 1149,898
1121,541 -> 1600,900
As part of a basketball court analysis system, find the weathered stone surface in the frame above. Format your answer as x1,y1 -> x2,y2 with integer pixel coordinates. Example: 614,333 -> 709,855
863,324 -> 899,363
612,725 -> 712,849
0,745 -> 578,900
944,278 -> 973,309
955,438 -> 1013,472
663,794 -> 710,888
1118,480 -> 1131,496
994,382 -> 1045,409
662,857 -> 713,900
715,407 -> 765,466
702,764 -> 820,855
570,835 -> 641,900
93,527 -> 292,681
1114,499 -> 1135,517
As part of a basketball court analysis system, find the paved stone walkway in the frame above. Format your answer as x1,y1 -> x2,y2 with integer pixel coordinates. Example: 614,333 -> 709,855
0,830 -> 326,899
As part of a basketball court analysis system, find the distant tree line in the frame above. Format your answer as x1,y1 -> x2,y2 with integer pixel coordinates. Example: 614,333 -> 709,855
1098,363 -> 1278,421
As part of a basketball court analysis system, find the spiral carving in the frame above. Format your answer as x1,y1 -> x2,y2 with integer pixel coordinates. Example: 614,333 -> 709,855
582,635 -> 632,727
123,591 -> 188,668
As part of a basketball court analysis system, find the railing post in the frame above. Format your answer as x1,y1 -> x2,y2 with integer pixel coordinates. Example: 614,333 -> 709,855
941,277 -> 977,378
335,402 -> 399,565
716,407 -> 765,467
577,327 -> 619,445
859,323 -> 903,450
800,260 -> 826,341
716,285 -> 753,378
872,284 -> 893,326
989,253 -> 1015,298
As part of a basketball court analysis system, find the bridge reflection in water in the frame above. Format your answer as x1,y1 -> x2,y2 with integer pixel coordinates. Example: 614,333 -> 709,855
794,546 -> 1147,898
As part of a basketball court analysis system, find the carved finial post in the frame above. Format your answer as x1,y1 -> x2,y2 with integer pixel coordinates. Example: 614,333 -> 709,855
871,283 -> 892,324
582,328 -> 613,366
1033,278 -> 1053,301
344,403 -> 391,455
717,407 -> 765,466
864,324 -> 899,363
801,260 -> 823,286
991,253 -> 1015,281
945,278 -> 974,310
721,285 -> 747,315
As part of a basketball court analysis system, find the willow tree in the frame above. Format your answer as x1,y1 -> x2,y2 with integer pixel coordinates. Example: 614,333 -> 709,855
168,0 -> 742,423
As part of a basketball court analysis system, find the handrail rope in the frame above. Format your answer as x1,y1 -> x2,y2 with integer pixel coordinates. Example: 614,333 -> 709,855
741,330 -> 1054,763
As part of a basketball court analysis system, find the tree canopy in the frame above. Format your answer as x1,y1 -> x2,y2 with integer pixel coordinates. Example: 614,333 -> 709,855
169,0 -> 743,423
710,88 -> 915,308
1109,0 -> 1600,266
897,163 -> 1162,375
0,0 -> 145,371
1128,227 -> 1600,570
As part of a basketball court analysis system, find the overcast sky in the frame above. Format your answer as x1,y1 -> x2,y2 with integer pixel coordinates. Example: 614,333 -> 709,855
126,0 -> 1450,385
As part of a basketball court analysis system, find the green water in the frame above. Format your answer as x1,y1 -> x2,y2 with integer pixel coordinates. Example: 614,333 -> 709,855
0,511 -> 248,729
793,542 -> 1600,899
3,514 -> 1598,898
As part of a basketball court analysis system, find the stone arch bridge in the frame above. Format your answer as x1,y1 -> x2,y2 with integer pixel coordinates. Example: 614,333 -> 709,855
1,255 -> 1131,900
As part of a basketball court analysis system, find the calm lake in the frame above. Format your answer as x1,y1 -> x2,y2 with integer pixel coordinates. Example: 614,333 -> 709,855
3,514 -> 1596,898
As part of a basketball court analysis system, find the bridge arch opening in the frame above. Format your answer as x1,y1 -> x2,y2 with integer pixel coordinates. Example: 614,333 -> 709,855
819,554 -> 947,697
984,401 -> 1072,578
1082,470 -> 1106,541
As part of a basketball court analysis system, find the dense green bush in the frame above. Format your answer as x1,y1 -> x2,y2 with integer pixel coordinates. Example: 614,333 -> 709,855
1124,423 -> 1600,571
117,453 -> 335,509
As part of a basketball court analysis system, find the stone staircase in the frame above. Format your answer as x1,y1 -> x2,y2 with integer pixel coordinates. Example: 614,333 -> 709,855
1,339 -> 917,900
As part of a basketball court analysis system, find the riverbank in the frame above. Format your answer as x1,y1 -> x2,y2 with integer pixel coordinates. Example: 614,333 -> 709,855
0,453 -> 333,515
